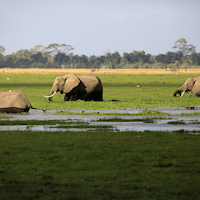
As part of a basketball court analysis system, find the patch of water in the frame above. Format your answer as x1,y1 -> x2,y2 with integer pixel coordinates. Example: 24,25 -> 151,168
0,125 -> 96,132
26,105 -> 200,115
1,106 -> 200,132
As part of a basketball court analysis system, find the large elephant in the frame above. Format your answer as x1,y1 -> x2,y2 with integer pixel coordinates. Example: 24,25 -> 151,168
0,90 -> 33,113
174,76 -> 200,97
43,74 -> 103,101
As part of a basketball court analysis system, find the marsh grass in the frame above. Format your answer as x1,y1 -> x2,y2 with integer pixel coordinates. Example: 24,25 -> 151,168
1,73 -> 200,110
1,73 -> 200,199
0,115 -> 11,119
97,117 -> 165,123
168,120 -> 200,125
0,120 -> 79,126
53,110 -> 200,117
167,121 -> 186,125
53,124 -> 113,129
53,110 -> 172,116
0,129 -> 200,199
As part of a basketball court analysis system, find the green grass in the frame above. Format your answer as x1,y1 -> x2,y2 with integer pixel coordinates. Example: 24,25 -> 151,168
1,73 -> 200,110
53,109 -> 200,117
0,129 -> 200,199
0,115 -> 11,119
0,119 -> 82,126
1,73 -> 200,199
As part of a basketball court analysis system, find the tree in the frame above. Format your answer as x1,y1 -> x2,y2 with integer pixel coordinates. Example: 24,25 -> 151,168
0,45 -> 5,59
30,45 -> 46,54
3,55 -> 16,68
123,52 -> 131,62
173,38 -> 196,56
15,49 -> 32,59
31,52 -> 47,63
54,52 -> 70,64
0,45 -> 5,54
119,58 -> 128,68
46,43 -> 74,56
104,51 -> 121,68
15,58 -> 33,68
191,52 -> 200,65
46,44 -> 74,66
80,55 -> 88,64
155,54 -> 166,63
93,61 -> 101,69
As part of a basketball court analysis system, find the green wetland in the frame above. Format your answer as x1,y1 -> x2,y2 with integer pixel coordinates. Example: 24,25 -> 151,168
1,73 -> 200,109
0,73 -> 200,199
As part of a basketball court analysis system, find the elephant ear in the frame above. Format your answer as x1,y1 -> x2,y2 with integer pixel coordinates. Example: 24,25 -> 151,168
192,79 -> 200,93
63,74 -> 80,93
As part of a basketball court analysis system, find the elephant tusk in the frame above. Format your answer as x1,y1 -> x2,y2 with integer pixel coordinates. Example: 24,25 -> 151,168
43,91 -> 56,98
181,91 -> 185,97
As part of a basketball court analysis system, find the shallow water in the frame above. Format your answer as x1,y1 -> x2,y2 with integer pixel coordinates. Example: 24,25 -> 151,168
1,106 -> 200,132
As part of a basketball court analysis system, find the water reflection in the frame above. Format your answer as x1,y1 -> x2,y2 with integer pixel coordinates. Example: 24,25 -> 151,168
1,106 -> 200,132
0,125 -> 95,132
0,121 -> 200,132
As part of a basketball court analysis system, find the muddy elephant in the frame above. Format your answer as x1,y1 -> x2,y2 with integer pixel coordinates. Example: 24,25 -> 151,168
174,76 -> 200,97
0,90 -> 33,113
43,74 -> 103,101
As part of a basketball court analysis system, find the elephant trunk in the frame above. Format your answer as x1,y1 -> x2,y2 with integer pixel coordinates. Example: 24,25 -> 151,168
196,90 -> 200,97
174,90 -> 182,97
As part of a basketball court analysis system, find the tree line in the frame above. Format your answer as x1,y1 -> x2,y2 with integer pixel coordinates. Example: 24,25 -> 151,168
0,38 -> 200,69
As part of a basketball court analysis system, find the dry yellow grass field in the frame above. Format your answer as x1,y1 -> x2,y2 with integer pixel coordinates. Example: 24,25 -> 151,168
0,68 -> 200,74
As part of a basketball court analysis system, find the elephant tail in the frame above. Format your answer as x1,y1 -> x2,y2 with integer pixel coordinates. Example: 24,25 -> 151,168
30,106 -> 47,113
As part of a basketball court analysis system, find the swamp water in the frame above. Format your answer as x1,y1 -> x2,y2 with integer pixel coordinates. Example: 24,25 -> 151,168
1,106 -> 200,132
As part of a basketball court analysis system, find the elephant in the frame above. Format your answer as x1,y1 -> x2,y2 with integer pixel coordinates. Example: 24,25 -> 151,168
0,90 -> 33,113
174,76 -> 200,97
43,74 -> 103,101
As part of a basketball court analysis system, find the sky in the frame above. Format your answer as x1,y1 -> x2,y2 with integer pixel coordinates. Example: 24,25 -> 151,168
1,0 -> 200,57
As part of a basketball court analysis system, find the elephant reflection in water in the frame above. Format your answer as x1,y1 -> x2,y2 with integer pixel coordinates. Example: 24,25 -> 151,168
44,74 -> 103,101
174,76 -> 200,97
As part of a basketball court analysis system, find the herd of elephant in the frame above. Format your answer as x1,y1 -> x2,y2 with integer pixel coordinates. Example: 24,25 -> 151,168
0,74 -> 200,113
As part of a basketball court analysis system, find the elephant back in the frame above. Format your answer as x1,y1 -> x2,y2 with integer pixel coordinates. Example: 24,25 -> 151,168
78,75 -> 100,92
0,90 -> 32,113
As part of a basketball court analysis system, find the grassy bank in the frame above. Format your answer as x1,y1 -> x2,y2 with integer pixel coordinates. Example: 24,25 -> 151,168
0,73 -> 200,110
0,129 -> 200,199
1,72 -> 200,199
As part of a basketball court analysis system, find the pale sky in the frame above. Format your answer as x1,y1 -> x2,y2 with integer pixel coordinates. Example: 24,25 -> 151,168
1,0 -> 200,56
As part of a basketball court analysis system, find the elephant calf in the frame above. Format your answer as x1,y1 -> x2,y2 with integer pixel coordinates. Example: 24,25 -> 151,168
44,74 -> 103,101
174,76 -> 200,97
0,90 -> 33,113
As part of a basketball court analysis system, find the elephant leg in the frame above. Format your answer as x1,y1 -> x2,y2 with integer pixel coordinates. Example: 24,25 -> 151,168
70,94 -> 78,101
96,91 -> 103,101
85,91 -> 103,101
64,94 -> 70,101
